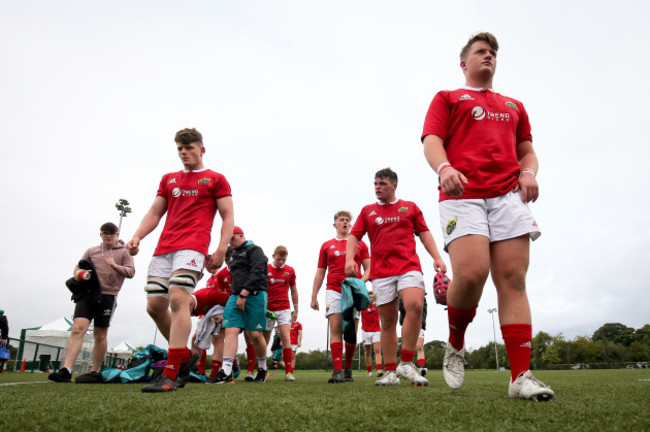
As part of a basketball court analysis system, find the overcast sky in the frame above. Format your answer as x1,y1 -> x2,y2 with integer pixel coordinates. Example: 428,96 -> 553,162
1,1 -> 648,355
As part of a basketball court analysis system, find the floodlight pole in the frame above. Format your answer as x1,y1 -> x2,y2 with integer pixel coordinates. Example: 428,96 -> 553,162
487,308 -> 499,370
115,198 -> 132,233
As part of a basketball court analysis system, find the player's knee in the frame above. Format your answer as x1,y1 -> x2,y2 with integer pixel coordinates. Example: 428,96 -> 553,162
169,273 -> 198,292
454,268 -> 490,290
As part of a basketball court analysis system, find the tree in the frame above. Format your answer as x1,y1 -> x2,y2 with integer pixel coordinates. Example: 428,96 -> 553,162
593,323 -> 635,346
632,324 -> 650,345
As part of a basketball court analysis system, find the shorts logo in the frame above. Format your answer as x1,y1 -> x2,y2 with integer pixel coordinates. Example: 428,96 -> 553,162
446,217 -> 457,236
198,178 -> 211,185
255,324 -> 263,329
471,106 -> 485,121
375,217 -> 384,225
172,187 -> 181,197
398,207 -> 408,213
505,101 -> 518,109
167,178 -> 177,184
186,259 -> 198,268
532,220 -> 538,227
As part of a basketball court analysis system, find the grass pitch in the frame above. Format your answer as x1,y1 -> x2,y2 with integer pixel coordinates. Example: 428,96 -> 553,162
1,369 -> 648,431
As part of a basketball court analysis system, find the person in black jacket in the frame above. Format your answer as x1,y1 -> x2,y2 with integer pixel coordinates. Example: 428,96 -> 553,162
0,310 -> 8,345
211,226 -> 270,384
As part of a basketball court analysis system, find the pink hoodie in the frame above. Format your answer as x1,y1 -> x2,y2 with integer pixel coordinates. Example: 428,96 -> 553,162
74,239 -> 135,295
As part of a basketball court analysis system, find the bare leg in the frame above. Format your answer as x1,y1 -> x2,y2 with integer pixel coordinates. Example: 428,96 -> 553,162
63,318 -> 91,369
92,326 -> 108,371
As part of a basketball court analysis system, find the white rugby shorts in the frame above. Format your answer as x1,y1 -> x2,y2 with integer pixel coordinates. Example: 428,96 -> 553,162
439,190 -> 541,250
146,249 -> 205,297
325,290 -> 360,318
371,271 -> 425,306
266,308 -> 292,329
362,330 -> 381,345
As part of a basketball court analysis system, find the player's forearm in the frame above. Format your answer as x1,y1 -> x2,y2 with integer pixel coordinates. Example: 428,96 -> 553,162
517,140 -> 539,173
291,286 -> 299,309
132,208 -> 164,242
419,231 -> 443,261
214,197 -> 234,253
423,135 -> 449,173
312,269 -> 326,299
345,235 -> 359,263
360,258 -> 371,282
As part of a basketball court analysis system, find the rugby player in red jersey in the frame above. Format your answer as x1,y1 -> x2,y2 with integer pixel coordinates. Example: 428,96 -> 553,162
264,246 -> 299,381
346,168 -> 446,386
127,128 -> 234,393
289,312 -> 302,368
421,32 -> 554,401
312,210 -> 371,383
361,291 -> 383,377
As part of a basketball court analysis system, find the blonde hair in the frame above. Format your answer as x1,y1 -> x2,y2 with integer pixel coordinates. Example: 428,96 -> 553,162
333,210 -> 352,221
460,32 -> 499,60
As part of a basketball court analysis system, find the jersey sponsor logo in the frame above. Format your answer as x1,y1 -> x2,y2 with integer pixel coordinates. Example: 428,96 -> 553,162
505,101 -> 518,109
375,216 -> 400,225
172,187 -> 181,197
471,105 -> 511,122
334,250 -> 346,257
446,217 -> 457,236
172,187 -> 199,198
198,177 -> 211,185
270,278 -> 286,284
167,178 -> 177,184
398,207 -> 408,213
459,94 -> 474,101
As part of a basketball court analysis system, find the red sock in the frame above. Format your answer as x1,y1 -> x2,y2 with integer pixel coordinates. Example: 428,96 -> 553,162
283,348 -> 293,373
417,358 -> 425,367
210,360 -> 222,377
344,343 -> 356,369
448,305 -> 476,351
367,365 -> 372,372
331,342 -> 343,371
501,324 -> 532,382
376,363 -> 382,371
385,362 -> 397,371
246,344 -> 256,372
163,347 -> 189,381
197,349 -> 207,375
401,349 -> 415,363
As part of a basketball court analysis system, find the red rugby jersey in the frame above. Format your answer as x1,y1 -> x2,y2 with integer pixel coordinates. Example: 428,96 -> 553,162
317,238 -> 370,293
154,168 -> 231,256
422,88 -> 532,201
361,304 -> 380,332
215,267 -> 231,294
350,199 -> 428,280
290,321 -> 302,345
267,264 -> 296,311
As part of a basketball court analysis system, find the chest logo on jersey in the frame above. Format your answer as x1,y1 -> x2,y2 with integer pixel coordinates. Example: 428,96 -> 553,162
375,216 -> 400,225
198,178 -> 211,185
334,250 -> 346,257
172,187 -> 199,198
471,105 -> 510,122
369,211 -> 377,216
505,101 -> 518,110
269,278 -> 286,284
167,178 -> 177,184
459,94 -> 474,101
398,207 -> 408,213
446,217 -> 457,236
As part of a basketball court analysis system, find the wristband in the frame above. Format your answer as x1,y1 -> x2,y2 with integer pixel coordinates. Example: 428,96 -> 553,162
520,168 -> 536,178
436,162 -> 451,174
438,164 -> 453,175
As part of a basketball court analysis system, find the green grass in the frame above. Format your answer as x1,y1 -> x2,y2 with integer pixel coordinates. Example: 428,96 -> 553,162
1,369 -> 648,431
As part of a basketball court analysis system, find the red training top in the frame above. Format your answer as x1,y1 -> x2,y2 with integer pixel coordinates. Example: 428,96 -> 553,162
267,264 -> 296,312
290,322 -> 302,345
421,88 -> 532,201
361,304 -> 380,332
318,238 -> 370,293
350,199 -> 428,280
154,168 -> 231,256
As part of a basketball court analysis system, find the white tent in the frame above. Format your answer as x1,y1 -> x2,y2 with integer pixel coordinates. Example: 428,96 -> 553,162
20,317 -> 94,372
107,341 -> 136,361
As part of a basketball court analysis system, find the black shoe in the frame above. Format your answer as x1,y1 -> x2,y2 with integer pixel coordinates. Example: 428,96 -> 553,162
343,368 -> 354,382
232,361 -> 241,379
328,369 -> 344,384
207,369 -> 234,384
75,371 -> 102,384
48,368 -> 72,383
178,350 -> 200,382
254,368 -> 267,383
141,374 -> 180,393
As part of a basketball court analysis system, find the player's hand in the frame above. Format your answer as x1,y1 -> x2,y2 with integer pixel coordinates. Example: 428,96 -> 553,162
292,310 -> 298,322
236,296 -> 246,311
311,298 -> 319,311
127,238 -> 140,256
440,168 -> 468,197
105,257 -> 118,269
344,260 -> 358,277
513,172 -> 539,203
433,258 -> 447,274
206,247 -> 226,272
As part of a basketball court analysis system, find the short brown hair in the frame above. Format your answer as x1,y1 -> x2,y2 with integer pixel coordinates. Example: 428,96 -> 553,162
273,245 -> 288,258
375,167 -> 398,184
225,246 -> 234,261
460,32 -> 499,61
100,222 -> 119,234
174,128 -> 203,146
333,210 -> 352,221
